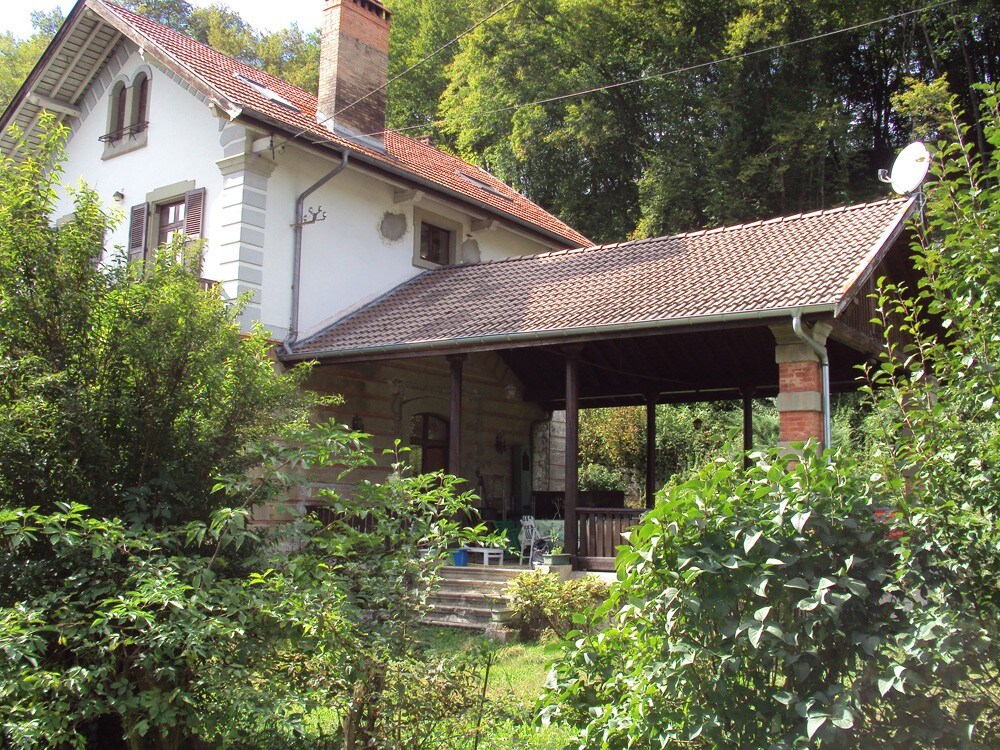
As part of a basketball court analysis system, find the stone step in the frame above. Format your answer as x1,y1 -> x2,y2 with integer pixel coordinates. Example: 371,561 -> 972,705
435,577 -> 510,597
438,564 -> 527,583
431,589 -> 509,610
422,604 -> 497,629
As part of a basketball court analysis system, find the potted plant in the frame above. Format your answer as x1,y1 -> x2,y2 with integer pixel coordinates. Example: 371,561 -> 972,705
542,544 -> 571,566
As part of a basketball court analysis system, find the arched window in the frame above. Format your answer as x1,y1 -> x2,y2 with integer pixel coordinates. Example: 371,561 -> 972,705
101,70 -> 152,157
111,82 -> 127,141
409,413 -> 448,473
133,73 -> 149,132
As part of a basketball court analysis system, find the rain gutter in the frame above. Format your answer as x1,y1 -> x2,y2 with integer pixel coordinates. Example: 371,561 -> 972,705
280,303 -> 837,363
284,150 -> 350,351
791,311 -> 832,449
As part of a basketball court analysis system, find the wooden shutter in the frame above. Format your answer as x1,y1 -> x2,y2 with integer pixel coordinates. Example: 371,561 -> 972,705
128,203 -> 148,264
183,188 -> 206,239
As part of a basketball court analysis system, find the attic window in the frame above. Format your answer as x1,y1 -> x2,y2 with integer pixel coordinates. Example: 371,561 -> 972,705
456,171 -> 514,202
233,73 -> 301,112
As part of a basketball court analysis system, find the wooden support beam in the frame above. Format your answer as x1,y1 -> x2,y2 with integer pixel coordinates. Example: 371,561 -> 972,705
645,393 -> 658,508
447,354 -> 465,476
564,346 -> 582,566
742,387 -> 755,469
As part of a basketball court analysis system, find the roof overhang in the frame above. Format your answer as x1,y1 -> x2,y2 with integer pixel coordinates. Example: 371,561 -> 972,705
0,0 -> 242,155
279,303 -> 839,364
236,108 -> 586,250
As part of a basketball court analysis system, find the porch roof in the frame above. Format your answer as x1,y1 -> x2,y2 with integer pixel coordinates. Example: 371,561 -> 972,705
284,197 -> 914,364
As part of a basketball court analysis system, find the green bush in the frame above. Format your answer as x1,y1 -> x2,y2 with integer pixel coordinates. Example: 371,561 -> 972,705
542,445 -> 910,748
507,571 -> 609,641
579,463 -> 627,492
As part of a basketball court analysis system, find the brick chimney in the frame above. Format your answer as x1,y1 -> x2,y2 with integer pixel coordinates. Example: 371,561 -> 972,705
317,0 -> 391,140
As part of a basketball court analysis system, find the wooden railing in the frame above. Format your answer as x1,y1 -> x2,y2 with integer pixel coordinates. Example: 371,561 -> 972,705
576,508 -> 645,571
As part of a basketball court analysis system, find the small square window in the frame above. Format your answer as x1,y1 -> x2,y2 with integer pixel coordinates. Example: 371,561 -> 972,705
420,222 -> 452,265
412,208 -> 461,269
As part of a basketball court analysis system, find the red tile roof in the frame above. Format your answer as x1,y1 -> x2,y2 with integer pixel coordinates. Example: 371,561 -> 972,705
286,198 -> 914,359
94,1 -> 591,248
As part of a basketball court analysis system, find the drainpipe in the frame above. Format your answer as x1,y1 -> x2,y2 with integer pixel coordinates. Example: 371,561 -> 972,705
791,311 -> 831,450
285,150 -> 350,351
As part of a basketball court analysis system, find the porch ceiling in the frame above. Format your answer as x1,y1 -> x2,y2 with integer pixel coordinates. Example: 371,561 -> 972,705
498,321 -> 873,410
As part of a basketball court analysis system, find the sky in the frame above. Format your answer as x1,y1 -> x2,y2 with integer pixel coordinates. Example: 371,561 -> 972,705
3,1 -> 325,38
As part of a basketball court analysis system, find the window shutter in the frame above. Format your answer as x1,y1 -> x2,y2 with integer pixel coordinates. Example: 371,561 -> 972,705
128,203 -> 148,264
183,188 -> 206,239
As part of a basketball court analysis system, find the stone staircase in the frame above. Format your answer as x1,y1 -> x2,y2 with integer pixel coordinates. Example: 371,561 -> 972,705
423,564 -> 526,631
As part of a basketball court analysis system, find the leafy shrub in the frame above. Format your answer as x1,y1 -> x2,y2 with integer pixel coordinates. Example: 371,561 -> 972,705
579,463 -> 627,492
507,571 -> 608,640
542,445 -> 910,748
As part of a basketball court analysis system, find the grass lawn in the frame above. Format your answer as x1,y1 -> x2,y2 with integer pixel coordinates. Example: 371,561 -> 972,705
302,626 -> 576,749
415,626 -> 576,749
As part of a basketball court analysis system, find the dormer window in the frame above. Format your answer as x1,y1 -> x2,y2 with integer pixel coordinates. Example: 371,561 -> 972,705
413,207 -> 461,269
101,69 -> 151,159
420,222 -> 452,265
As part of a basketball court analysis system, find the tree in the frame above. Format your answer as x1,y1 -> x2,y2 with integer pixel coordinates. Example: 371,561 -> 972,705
0,10 -> 63,110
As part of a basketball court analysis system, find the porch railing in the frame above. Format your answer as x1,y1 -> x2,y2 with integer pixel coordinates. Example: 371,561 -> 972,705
576,507 -> 645,571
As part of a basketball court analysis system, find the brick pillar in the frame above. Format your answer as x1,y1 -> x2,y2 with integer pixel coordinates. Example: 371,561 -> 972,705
770,323 -> 830,448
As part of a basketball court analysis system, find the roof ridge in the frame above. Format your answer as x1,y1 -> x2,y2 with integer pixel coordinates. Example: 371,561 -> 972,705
659,197 -> 907,241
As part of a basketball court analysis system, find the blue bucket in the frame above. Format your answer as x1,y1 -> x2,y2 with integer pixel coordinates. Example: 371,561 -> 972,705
451,548 -> 468,567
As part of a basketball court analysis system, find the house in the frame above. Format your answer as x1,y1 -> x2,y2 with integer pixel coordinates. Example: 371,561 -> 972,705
2,0 -> 918,571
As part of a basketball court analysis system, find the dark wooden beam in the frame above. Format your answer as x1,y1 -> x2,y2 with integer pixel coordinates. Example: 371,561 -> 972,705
447,354 -> 466,476
645,393 -> 657,508
564,346 -> 582,567
742,387 -> 755,470
826,318 -> 885,356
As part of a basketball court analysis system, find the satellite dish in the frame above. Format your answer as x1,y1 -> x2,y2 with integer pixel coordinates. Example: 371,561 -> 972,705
881,142 -> 930,194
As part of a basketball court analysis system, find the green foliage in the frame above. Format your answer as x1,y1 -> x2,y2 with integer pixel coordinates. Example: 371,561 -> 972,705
542,446 -> 909,748
578,462 -> 626,493
431,0 -> 998,242
0,10 -> 63,110
0,118 -> 306,526
0,121 -> 492,748
859,82 -> 1000,744
507,571 -> 608,641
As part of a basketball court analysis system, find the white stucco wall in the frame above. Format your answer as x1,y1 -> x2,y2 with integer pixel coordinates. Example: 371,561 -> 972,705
50,39 -> 561,343
55,41 -> 226,268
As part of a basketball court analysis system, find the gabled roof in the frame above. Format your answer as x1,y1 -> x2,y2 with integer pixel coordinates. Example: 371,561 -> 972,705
0,0 -> 590,249
285,197 -> 915,361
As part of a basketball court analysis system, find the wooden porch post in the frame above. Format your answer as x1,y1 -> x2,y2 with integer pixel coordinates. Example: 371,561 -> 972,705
564,347 -> 581,565
447,354 -> 465,476
645,393 -> 657,508
742,387 -> 754,470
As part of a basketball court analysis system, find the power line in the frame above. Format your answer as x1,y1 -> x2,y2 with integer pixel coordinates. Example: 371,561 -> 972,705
360,0 -> 958,139
279,0 -> 521,147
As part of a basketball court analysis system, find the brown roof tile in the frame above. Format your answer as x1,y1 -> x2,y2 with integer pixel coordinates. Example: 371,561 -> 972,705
96,1 -> 591,247
288,198 -> 914,358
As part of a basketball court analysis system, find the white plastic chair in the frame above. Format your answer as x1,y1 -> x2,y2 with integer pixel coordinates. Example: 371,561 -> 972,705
518,515 -> 537,563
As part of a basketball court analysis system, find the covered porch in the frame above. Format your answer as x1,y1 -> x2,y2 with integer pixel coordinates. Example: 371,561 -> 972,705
281,198 -> 917,571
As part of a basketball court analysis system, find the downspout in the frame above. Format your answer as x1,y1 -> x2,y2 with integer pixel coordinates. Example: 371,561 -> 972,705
791,311 -> 831,450
284,150 -> 350,352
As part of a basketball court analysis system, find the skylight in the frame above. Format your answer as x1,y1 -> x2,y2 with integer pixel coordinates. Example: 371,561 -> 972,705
233,72 -> 301,113
457,171 -> 514,202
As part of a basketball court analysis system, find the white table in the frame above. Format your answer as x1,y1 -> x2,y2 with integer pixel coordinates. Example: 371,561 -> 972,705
465,546 -> 504,565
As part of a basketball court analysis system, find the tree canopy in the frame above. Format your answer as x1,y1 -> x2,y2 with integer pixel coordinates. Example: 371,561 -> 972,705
3,2 -> 996,244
